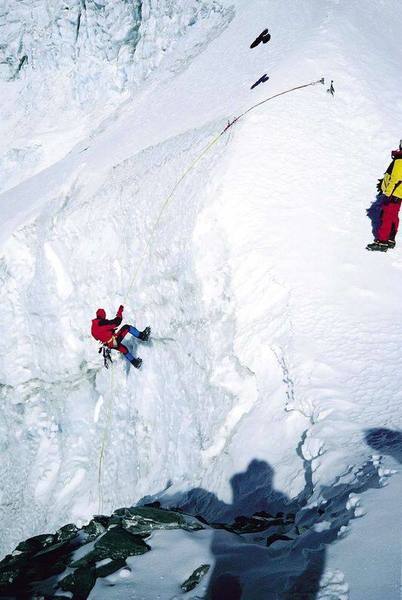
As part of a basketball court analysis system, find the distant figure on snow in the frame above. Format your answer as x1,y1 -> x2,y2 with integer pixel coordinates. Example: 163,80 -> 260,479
91,305 -> 151,369
327,80 -> 335,96
250,28 -> 271,49
367,142 -> 402,252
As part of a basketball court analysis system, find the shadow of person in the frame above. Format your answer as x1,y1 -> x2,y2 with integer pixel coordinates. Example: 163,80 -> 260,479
144,459 -> 324,598
175,459 -> 294,523
366,194 -> 384,238
230,458 -> 292,516
283,551 -> 326,600
365,428 -> 402,464
194,460 -> 324,600
210,573 -> 242,600
148,456 -> 383,598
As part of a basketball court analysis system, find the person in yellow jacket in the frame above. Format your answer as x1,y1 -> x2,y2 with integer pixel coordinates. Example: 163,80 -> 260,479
367,143 -> 402,252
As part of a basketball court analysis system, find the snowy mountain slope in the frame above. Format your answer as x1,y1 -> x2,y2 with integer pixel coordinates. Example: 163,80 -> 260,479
0,0 -> 233,193
0,482 -> 390,600
1,0 -> 402,596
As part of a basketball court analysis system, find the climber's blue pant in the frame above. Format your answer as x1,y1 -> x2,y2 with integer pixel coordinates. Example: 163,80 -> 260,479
126,326 -> 141,338
115,324 -> 141,362
124,351 -> 135,364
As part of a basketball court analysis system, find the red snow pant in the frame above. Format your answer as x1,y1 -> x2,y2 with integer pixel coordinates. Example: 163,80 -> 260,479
377,199 -> 401,242
107,324 -> 139,355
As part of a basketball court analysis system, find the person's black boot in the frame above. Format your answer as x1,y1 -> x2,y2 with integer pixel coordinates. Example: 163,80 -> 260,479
131,356 -> 143,369
387,239 -> 396,249
366,240 -> 388,252
138,326 -> 151,342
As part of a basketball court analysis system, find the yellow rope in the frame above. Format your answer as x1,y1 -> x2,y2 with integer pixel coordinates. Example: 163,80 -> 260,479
123,130 -> 226,303
239,77 -> 324,120
122,77 -> 325,301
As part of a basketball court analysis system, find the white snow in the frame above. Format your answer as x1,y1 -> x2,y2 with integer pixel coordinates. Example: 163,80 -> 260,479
1,0 -> 402,597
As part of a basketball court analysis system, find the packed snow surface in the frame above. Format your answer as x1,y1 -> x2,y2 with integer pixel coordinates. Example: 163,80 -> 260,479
1,0 -> 402,597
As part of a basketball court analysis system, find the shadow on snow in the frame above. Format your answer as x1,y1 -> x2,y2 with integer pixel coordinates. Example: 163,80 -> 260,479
365,427 -> 402,464
144,454 -> 385,599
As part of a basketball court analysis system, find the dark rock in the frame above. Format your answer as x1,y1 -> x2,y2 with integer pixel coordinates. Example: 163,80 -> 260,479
60,566 -> 97,599
229,511 -> 298,534
56,523 -> 79,544
82,518 -> 107,541
112,506 -> 203,535
71,527 -> 150,568
108,514 -> 123,527
95,527 -> 150,559
254,511 -> 274,518
0,504 -> 204,598
143,501 -> 161,508
181,563 -> 210,592
266,533 -> 293,547
15,534 -> 55,555
0,565 -> 19,587
92,515 -> 111,528
0,535 -> 75,597
95,558 -> 127,578
210,522 -> 233,532
195,514 -> 209,525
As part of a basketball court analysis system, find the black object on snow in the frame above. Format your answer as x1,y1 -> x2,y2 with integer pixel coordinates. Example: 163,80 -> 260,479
139,326 -> 151,341
131,356 -> 143,369
366,240 -> 388,252
251,74 -> 269,90
250,28 -> 271,49
327,80 -> 335,96
99,345 -> 113,369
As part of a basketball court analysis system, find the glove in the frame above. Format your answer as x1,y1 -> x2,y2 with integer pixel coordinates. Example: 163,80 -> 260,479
376,179 -> 383,193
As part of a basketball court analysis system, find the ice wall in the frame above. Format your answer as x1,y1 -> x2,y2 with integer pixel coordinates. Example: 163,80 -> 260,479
0,0 -> 233,191
0,0 -> 237,555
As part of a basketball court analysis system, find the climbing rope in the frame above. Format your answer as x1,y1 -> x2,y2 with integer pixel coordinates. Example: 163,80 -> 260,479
235,77 -> 324,121
122,129 -> 227,303
123,77 -> 325,300
97,361 -> 115,513
97,77 -> 325,509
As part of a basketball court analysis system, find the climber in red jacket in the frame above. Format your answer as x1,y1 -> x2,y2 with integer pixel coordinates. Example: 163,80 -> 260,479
91,305 -> 150,369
